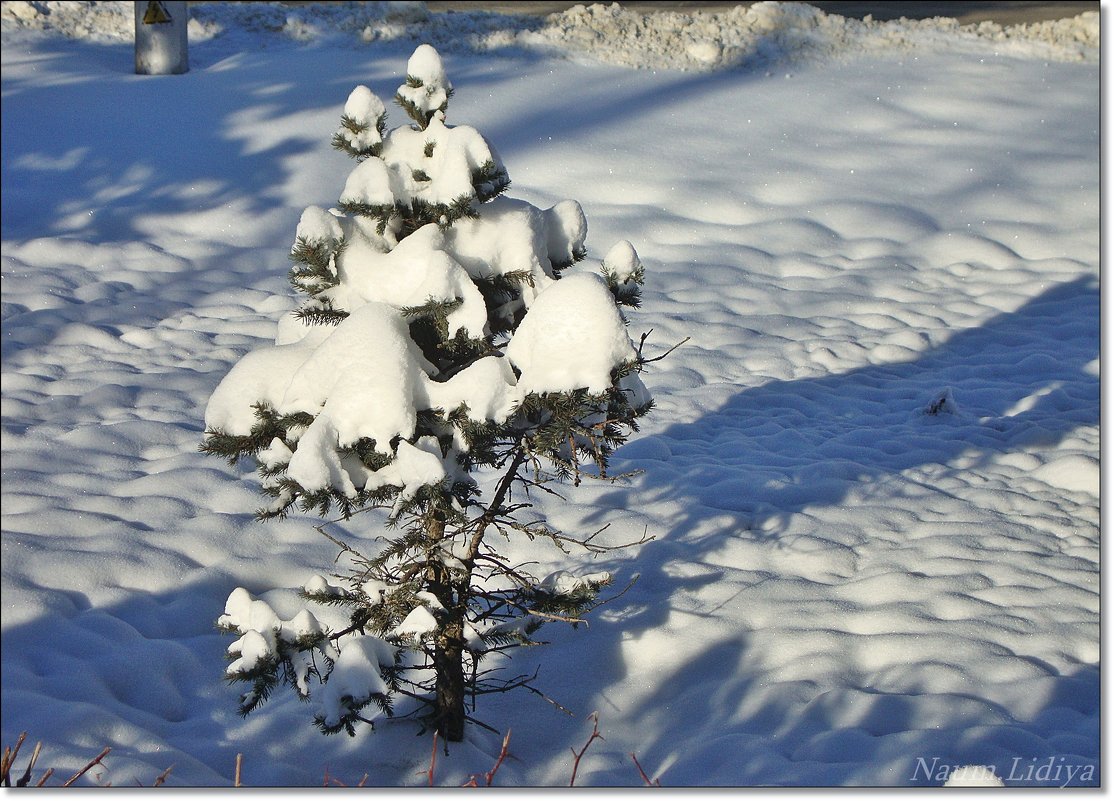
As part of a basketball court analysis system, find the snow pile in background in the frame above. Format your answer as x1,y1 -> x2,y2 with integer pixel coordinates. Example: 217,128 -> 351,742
0,0 -> 1100,71
526,2 -> 1099,70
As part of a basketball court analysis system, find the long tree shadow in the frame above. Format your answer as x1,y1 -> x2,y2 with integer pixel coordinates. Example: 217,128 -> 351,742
608,634 -> 1099,786
504,275 -> 1099,784
542,274 -> 1100,703
494,274 -> 1096,784
611,273 -> 1098,547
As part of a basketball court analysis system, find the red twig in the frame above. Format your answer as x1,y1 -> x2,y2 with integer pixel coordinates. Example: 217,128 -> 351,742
569,712 -> 603,787
425,731 -> 439,787
631,753 -> 661,787
2,734 -> 170,789
325,770 -> 368,787
61,747 -> 111,787
463,730 -> 512,787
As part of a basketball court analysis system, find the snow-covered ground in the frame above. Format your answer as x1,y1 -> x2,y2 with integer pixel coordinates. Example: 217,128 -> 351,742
1,0 -> 1099,788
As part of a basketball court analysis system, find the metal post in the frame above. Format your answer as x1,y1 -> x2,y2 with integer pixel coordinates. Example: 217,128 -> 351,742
135,1 -> 188,75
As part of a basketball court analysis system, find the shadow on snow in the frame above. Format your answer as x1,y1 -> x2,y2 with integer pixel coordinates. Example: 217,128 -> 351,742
510,274 -> 1098,785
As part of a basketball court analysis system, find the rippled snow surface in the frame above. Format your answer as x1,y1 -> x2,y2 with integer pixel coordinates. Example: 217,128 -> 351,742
1,1 -> 1098,788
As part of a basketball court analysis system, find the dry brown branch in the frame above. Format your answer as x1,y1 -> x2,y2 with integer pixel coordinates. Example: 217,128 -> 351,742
569,711 -> 603,787
2,734 -> 173,789
526,608 -> 588,625
61,746 -> 111,787
636,330 -> 690,364
313,523 -> 366,561
151,764 -> 175,787
18,740 -> 43,788
522,683 -> 575,717
463,715 -> 502,735
1,731 -> 28,786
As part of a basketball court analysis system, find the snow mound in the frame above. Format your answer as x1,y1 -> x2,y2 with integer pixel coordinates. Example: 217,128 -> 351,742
1031,453 -> 1099,496
943,765 -> 1005,787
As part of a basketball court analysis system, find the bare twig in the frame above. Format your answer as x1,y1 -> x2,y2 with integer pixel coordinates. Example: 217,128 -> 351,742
598,572 -> 642,606
1,731 -> 28,787
631,753 -> 661,787
313,523 -> 365,561
463,730 -> 512,787
323,766 -> 367,787
3,735 -> 172,789
516,520 -> 652,556
520,682 -> 575,717
636,330 -> 691,364
151,764 -> 175,787
486,731 -> 512,787
463,715 -> 502,735
465,444 -> 529,563
328,773 -> 367,787
515,473 -> 568,500
470,553 -> 539,592
526,608 -> 588,625
425,730 -> 439,787
17,740 -> 43,788
569,712 -> 604,787
61,746 -> 111,787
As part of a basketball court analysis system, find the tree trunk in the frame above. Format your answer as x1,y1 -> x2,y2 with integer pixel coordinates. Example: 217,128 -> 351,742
425,501 -> 467,741
434,620 -> 467,741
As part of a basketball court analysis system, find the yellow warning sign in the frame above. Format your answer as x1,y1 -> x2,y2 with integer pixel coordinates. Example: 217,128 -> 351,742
143,1 -> 172,24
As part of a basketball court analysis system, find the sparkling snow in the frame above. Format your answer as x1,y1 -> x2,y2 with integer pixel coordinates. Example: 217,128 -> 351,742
0,0 -> 1099,790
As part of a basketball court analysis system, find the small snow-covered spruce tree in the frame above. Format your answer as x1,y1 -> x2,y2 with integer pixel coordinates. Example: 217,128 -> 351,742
201,45 -> 654,743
